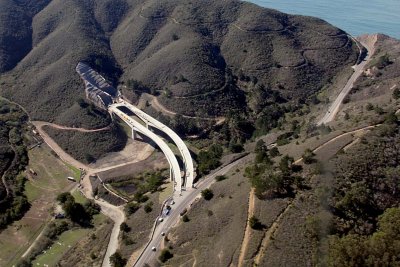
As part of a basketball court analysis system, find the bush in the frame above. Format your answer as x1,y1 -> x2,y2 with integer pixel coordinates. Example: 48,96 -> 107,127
249,216 -> 263,230
182,214 -> 190,222
374,53 -> 391,69
201,189 -> 214,200
144,202 -> 153,213
158,249 -> 173,263
125,202 -> 140,216
366,103 -> 374,111
110,252 -> 127,267
215,175 -> 227,182
120,222 -> 130,232
302,148 -> 316,164
393,88 -> 400,100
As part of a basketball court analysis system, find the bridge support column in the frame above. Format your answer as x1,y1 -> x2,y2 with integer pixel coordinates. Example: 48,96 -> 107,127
131,128 -> 136,140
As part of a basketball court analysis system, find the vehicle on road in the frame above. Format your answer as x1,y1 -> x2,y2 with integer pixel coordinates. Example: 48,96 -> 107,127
151,247 -> 156,251
161,232 -> 165,236
158,217 -> 164,222
67,176 -> 76,182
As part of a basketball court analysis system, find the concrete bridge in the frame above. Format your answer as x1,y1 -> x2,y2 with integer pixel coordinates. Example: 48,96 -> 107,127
76,62 -> 194,192
109,106 -> 183,193
110,100 -> 194,189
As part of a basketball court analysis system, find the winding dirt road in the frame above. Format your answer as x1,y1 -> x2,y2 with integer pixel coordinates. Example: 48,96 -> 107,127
31,121 -> 148,267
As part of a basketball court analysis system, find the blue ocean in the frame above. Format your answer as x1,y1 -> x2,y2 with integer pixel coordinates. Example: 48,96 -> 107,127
247,0 -> 400,39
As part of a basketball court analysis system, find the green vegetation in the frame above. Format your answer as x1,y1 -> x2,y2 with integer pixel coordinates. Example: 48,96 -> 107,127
0,99 -> 29,230
158,249 -> 173,263
144,202 -> 153,213
197,144 -> 223,176
201,189 -> 214,201
32,228 -> 88,267
108,170 -> 167,201
215,175 -> 227,182
19,220 -> 72,266
182,214 -> 190,222
110,251 -> 127,267
393,87 -> 400,99
249,216 -> 263,230
328,207 -> 400,267
120,222 -> 130,233
245,139 -> 303,199
302,148 -> 316,164
372,53 -> 391,69
57,192 -> 100,226
125,202 -> 140,216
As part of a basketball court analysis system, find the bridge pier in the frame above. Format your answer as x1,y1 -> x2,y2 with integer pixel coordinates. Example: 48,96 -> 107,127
131,128 -> 137,140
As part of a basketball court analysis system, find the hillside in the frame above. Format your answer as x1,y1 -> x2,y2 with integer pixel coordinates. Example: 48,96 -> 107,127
0,0 -> 358,130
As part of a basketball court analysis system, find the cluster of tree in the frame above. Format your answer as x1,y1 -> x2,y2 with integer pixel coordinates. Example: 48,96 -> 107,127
56,192 -> 100,226
170,114 -> 200,136
324,121 -> 400,266
197,144 -> 223,176
0,176 -> 30,229
0,100 -> 30,230
331,121 -> 400,235
328,207 -> 400,267
126,79 -> 156,95
245,140 -> 303,199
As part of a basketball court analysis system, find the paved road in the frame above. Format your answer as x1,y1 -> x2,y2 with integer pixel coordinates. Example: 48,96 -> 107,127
109,106 -> 182,193
134,155 -> 250,267
317,39 -> 373,125
112,100 -> 195,189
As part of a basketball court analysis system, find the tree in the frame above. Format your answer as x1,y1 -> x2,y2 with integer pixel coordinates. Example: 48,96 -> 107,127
120,222 -> 130,232
255,139 -> 273,165
279,155 -> 294,174
158,249 -> 173,263
201,189 -> 214,200
110,252 -> 127,267
302,148 -> 316,164
56,192 -> 74,204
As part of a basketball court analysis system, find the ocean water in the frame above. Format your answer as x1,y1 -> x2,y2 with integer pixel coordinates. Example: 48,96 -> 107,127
247,0 -> 400,39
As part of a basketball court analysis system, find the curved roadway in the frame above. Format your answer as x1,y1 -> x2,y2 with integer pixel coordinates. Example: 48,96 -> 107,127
111,100 -> 195,189
134,155 -> 250,267
109,106 -> 182,193
317,39 -> 372,125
